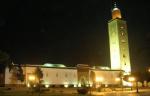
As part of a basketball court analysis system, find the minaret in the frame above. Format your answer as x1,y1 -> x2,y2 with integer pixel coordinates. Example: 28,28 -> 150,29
108,2 -> 131,74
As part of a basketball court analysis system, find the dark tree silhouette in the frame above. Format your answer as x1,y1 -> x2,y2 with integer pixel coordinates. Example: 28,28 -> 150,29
0,50 -> 11,73
34,67 -> 43,83
34,67 -> 43,96
0,50 -> 9,63
16,65 -> 25,82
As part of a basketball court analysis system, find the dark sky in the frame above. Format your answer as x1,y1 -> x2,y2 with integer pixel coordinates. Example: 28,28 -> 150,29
0,0 -> 150,71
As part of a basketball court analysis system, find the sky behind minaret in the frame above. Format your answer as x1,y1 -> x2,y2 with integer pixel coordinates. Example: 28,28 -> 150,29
0,0 -> 150,72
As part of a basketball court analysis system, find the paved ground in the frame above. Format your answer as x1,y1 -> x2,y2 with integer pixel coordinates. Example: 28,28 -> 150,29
0,87 -> 150,96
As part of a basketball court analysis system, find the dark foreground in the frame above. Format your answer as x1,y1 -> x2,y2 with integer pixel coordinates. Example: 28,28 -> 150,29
0,87 -> 150,96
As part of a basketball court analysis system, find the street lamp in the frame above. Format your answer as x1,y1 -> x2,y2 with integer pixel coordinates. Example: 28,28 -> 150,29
128,76 -> 135,91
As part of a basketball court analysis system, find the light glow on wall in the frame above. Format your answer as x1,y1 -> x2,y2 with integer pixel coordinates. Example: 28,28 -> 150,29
74,84 -> 77,87
44,81 -> 50,88
64,82 -> 69,88
73,82 -> 77,87
110,43 -> 121,70
45,84 -> 49,88
115,77 -> 120,82
124,67 -> 131,75
28,75 -> 35,81
27,83 -> 30,87
78,83 -> 81,87
96,77 -> 103,82
128,77 -> 135,82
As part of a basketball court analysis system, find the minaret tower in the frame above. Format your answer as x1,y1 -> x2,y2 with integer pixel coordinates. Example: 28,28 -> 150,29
108,2 -> 131,74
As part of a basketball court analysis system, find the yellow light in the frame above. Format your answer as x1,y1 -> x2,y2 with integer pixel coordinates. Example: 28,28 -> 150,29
148,68 -> 150,72
96,84 -> 100,88
33,84 -> 36,87
115,78 -> 120,82
74,84 -> 77,87
124,67 -> 131,75
128,77 -> 135,82
64,84 -> 68,88
128,82 -> 132,87
45,84 -> 49,88
105,84 -> 108,87
96,77 -> 103,82
27,83 -> 30,87
78,83 -> 81,87
28,75 -> 35,81
64,82 -> 69,88
86,84 -> 89,87
110,44 -> 121,70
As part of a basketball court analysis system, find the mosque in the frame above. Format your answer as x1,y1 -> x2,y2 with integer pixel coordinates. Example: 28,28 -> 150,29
3,2 -> 131,87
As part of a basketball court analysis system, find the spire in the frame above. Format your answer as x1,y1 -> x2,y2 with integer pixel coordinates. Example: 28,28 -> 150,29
114,2 -> 117,8
112,1 -> 122,19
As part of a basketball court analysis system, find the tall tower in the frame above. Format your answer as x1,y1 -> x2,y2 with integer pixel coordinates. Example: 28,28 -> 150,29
108,2 -> 131,74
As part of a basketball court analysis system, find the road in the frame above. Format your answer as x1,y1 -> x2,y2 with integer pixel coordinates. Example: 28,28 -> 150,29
92,90 -> 150,96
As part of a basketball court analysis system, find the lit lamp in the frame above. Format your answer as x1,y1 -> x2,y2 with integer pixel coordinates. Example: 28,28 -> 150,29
28,75 -> 36,81
28,74 -> 36,87
115,77 -> 120,82
128,76 -> 135,91
96,77 -> 103,88
148,68 -> 150,73
116,77 -> 120,85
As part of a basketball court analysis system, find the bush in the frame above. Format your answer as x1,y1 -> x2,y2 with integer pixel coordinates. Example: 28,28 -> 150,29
77,88 -> 89,94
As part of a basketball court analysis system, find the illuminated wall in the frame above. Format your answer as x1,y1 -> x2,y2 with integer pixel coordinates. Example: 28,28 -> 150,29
108,19 -> 131,74
5,66 -> 121,86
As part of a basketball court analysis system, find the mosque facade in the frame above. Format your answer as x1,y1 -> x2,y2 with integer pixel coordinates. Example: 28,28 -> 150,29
1,2 -> 131,87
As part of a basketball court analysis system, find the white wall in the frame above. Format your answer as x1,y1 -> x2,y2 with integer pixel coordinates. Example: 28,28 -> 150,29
24,67 -> 77,85
5,66 -> 121,86
41,68 -> 77,85
93,70 -> 120,84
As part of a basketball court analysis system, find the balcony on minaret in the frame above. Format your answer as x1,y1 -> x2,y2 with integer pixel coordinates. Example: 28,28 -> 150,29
112,7 -> 122,19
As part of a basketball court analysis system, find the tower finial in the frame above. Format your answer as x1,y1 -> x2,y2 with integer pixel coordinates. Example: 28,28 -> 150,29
114,2 -> 117,8
111,1 -> 122,19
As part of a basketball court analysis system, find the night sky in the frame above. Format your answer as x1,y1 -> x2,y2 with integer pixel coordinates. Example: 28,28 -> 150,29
0,0 -> 150,71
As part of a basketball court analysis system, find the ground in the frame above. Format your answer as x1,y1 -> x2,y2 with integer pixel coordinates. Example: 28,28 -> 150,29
0,87 -> 150,96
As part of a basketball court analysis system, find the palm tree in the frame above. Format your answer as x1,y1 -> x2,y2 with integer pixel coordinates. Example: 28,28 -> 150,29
16,64 -> 25,82
34,67 -> 43,96
0,50 -> 10,72
0,50 -> 13,72
34,67 -> 43,83
0,50 -> 12,86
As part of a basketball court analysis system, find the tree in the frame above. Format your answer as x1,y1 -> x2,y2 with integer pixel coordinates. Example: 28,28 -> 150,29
16,65 -> 25,82
0,50 -> 13,72
34,67 -> 43,83
90,71 -> 96,87
0,50 -> 9,72
34,67 -> 43,96
10,64 -> 25,85
0,50 -> 9,63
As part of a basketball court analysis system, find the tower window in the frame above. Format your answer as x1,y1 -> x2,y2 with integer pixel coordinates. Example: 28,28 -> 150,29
120,26 -> 124,29
121,32 -> 124,36
121,39 -> 126,43
123,54 -> 126,58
